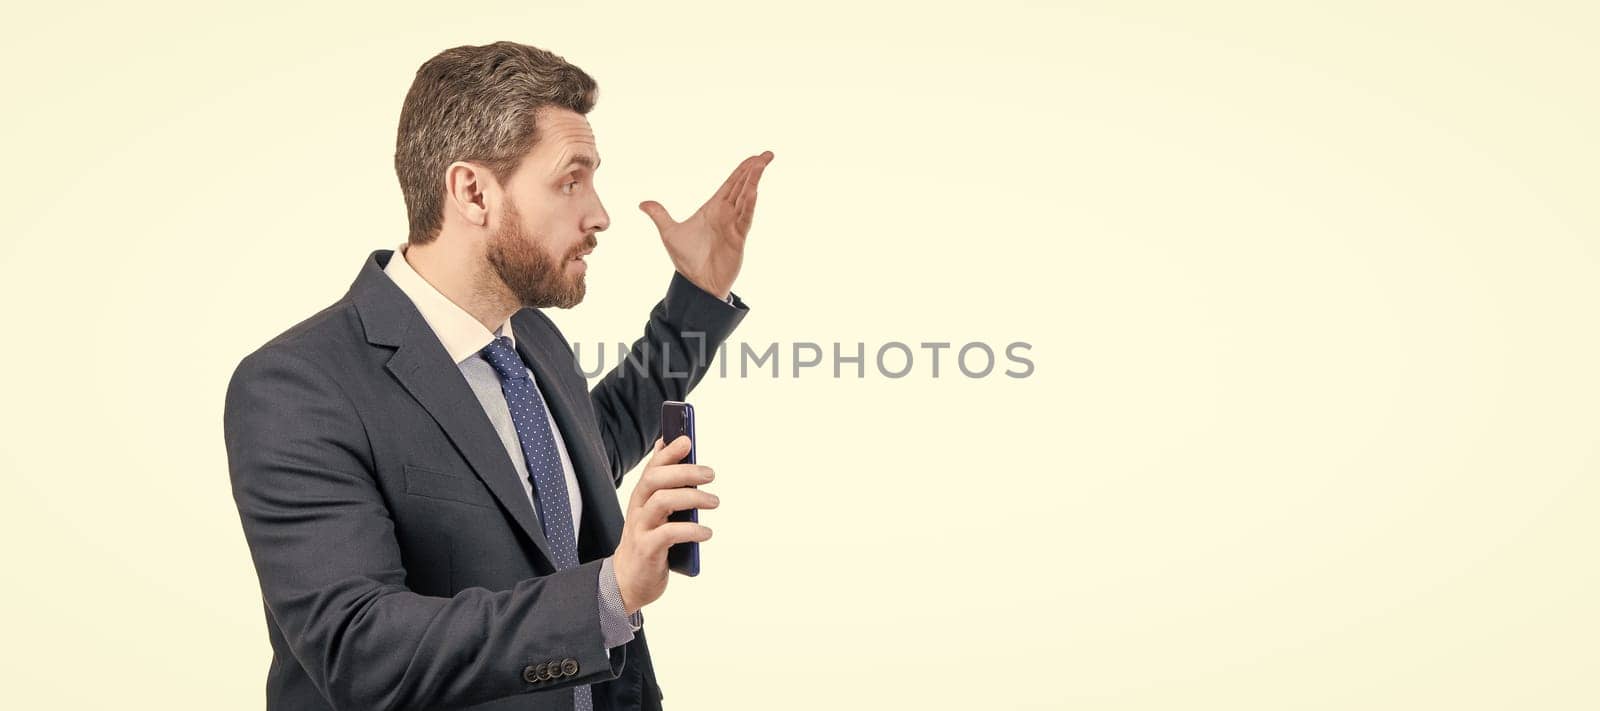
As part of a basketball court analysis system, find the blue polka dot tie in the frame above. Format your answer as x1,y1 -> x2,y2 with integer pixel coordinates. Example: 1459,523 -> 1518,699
480,336 -> 592,711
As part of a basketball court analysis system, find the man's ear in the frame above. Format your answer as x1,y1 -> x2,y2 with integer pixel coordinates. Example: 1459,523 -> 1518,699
444,161 -> 491,229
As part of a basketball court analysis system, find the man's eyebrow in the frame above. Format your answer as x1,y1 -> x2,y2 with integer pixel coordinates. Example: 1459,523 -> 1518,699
558,153 -> 600,173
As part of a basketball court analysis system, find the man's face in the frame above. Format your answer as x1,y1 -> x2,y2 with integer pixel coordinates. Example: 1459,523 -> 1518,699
485,107 -> 609,309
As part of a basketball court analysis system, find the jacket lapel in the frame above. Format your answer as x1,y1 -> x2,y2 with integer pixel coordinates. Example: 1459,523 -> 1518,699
512,312 -> 626,555
352,250 -> 557,568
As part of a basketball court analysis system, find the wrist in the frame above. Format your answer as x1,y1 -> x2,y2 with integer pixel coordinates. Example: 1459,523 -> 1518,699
682,272 -> 731,302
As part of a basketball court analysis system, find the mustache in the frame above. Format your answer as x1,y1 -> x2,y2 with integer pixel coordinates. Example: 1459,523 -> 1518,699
570,234 -> 598,257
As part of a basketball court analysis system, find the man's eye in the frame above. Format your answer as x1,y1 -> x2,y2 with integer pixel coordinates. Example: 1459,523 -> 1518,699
563,180 -> 580,194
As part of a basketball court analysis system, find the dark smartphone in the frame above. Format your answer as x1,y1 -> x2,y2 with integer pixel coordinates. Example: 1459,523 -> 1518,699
660,401 -> 701,577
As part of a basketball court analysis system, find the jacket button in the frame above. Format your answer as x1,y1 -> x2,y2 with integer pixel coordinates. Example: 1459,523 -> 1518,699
561,658 -> 579,676
522,664 -> 540,684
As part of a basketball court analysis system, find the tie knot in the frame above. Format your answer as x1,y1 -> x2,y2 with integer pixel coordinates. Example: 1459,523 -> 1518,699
480,336 -> 528,381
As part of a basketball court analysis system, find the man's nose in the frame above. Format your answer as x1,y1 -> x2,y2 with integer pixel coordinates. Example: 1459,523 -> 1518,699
589,197 -> 610,233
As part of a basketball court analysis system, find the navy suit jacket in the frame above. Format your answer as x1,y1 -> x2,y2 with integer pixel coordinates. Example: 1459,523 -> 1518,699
224,249 -> 746,710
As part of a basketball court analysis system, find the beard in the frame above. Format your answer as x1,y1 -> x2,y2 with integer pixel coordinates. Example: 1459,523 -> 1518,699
484,198 -> 594,309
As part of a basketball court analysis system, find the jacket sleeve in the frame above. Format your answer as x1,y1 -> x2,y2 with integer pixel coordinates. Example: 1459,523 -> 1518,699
587,271 -> 748,486
224,345 -> 622,711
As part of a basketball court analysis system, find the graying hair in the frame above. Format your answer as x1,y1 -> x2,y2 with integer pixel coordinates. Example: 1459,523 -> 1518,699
395,41 -> 598,245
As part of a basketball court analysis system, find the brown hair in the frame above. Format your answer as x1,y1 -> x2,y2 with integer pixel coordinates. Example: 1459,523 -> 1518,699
395,41 -> 598,245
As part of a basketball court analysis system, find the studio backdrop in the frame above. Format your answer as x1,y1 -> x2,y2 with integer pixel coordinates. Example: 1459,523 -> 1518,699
1,2 -> 1597,709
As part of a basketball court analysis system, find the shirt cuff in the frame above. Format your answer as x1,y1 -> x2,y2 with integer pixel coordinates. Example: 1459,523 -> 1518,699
598,556 -> 642,650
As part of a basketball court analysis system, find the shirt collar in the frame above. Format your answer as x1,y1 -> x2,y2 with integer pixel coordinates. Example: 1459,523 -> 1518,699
383,242 -> 515,364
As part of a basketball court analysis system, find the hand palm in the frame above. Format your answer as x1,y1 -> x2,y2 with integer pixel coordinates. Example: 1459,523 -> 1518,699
638,151 -> 774,299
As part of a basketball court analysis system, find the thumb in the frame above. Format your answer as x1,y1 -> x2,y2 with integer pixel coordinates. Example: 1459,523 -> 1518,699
638,201 -> 675,233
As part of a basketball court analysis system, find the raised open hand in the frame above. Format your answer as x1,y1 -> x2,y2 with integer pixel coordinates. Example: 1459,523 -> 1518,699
638,150 -> 774,300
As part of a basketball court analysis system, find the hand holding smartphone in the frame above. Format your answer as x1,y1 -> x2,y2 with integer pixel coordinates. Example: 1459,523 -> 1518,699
660,401 -> 701,576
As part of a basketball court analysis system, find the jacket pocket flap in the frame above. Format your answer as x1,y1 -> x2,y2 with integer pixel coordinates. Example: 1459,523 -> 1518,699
404,464 -> 496,509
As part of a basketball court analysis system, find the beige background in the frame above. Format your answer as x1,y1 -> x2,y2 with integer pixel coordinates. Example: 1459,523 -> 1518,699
2,1 -> 1597,708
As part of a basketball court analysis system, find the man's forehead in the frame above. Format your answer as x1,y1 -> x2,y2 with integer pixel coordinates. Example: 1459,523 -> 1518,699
533,108 -> 600,170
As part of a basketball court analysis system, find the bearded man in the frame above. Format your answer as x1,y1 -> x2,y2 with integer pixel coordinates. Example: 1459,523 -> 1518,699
223,41 -> 772,711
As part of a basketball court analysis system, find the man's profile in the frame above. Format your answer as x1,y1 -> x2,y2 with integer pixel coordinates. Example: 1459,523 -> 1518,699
223,41 -> 772,710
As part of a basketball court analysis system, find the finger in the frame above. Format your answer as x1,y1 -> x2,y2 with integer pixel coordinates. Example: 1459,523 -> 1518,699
731,151 -> 772,203
724,154 -> 763,206
715,155 -> 759,203
734,152 -> 773,214
639,463 -> 714,499
627,438 -> 665,513
736,190 -> 757,235
648,522 -> 714,554
638,201 -> 676,233
642,487 -> 721,523
632,438 -> 695,510
715,155 -> 760,204
647,435 -> 693,469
